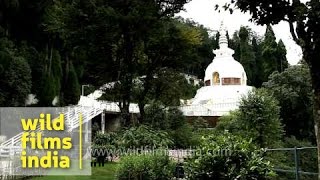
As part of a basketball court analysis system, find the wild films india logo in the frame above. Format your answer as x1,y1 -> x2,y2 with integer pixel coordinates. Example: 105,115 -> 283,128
20,113 -> 72,169
0,108 -> 91,176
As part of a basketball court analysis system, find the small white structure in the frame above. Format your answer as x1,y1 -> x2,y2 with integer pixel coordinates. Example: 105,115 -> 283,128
181,23 -> 253,117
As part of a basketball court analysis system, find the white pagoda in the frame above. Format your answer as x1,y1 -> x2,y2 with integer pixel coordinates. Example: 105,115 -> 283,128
180,23 -> 253,118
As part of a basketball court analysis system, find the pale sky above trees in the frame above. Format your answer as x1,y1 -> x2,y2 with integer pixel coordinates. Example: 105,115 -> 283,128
177,0 -> 303,65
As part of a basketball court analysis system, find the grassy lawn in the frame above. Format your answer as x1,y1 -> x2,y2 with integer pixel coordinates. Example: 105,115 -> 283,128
31,162 -> 118,180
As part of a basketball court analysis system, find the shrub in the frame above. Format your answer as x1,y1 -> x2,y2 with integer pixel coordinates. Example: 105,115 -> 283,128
144,102 -> 187,131
116,154 -> 176,180
185,132 -> 274,180
118,125 -> 173,149
215,111 -> 239,133
91,126 -> 173,159
167,107 -> 186,130
190,116 -> 209,129
92,132 -> 118,160
169,123 -> 200,148
144,101 -> 168,130
143,102 -> 197,148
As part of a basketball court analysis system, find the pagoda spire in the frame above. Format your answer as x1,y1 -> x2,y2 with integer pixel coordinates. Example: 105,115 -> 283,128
212,21 -> 234,58
218,21 -> 228,48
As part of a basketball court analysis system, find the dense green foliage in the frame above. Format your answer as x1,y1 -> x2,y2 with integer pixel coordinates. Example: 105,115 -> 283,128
0,0 -> 198,108
228,25 -> 288,87
117,154 -> 176,180
93,125 -> 173,151
238,27 -> 256,85
143,102 -> 187,130
185,133 -> 274,179
119,125 -> 173,149
262,25 -> 288,80
266,137 -> 317,180
0,0 -> 289,129
225,0 -> 320,176
0,38 -> 32,106
143,102 -> 201,148
216,89 -> 283,148
215,66 -> 316,179
237,89 -> 283,147
263,64 -> 314,141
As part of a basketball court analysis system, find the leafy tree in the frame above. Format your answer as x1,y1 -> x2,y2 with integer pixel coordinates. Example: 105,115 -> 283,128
237,89 -> 283,147
107,0 -> 189,125
263,64 -> 314,141
0,38 -> 32,106
179,19 -> 215,78
49,0 -> 190,124
2,57 -> 32,106
134,19 -> 206,122
146,69 -> 198,107
223,0 -> 320,175
143,101 -> 168,130
217,89 -> 283,148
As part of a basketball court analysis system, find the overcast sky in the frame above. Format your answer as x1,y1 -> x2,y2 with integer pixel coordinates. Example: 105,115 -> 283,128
177,0 -> 303,65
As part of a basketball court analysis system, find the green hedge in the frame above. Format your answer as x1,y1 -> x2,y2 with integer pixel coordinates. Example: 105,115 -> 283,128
116,153 -> 176,180
185,132 -> 274,180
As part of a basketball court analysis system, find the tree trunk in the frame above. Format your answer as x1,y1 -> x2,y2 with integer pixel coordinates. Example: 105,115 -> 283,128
137,71 -> 154,123
120,100 -> 130,126
119,38 -> 134,126
314,91 -> 320,180
138,103 -> 144,122
306,54 -> 320,179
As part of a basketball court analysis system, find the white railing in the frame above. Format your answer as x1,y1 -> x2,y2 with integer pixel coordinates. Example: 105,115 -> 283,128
180,102 -> 239,117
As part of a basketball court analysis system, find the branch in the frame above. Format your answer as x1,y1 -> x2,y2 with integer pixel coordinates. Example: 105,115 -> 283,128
285,19 -> 299,45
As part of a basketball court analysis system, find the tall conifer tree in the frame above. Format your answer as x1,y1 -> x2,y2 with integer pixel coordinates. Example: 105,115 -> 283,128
238,26 -> 255,85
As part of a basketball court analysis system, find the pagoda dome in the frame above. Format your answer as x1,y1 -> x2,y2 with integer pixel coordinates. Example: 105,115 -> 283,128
204,24 -> 247,86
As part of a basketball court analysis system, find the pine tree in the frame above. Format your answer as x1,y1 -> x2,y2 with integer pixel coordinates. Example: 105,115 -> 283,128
229,31 -> 241,61
252,37 -> 264,87
38,73 -> 56,106
261,25 -> 278,82
61,63 -> 80,105
238,26 -> 255,85
276,40 -> 289,72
